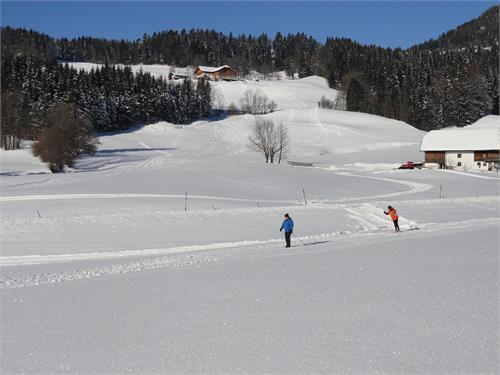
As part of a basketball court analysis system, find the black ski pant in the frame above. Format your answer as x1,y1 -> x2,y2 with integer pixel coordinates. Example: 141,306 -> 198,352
285,231 -> 292,247
393,219 -> 400,232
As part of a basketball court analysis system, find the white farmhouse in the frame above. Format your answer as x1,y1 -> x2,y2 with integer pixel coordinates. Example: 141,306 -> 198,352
421,128 -> 499,171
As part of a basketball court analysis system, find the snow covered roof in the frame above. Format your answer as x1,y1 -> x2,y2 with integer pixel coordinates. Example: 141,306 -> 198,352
421,129 -> 500,151
196,65 -> 232,73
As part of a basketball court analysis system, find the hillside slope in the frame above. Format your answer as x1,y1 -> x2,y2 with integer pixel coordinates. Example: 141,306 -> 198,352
1,68 -> 498,375
415,5 -> 499,50
1,69 -> 424,176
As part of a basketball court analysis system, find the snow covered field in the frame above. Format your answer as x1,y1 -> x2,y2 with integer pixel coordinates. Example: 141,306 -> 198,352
1,73 -> 498,373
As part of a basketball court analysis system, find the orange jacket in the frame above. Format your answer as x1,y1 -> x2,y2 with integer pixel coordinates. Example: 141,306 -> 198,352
385,208 -> 398,221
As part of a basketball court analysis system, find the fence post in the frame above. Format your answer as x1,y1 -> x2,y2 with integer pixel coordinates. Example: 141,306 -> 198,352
303,188 -> 307,205
184,192 -> 188,211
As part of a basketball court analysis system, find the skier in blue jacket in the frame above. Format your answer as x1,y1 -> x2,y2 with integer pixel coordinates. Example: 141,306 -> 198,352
279,213 -> 294,248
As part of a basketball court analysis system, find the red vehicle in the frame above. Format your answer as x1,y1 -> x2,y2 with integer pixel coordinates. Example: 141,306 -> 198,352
399,161 -> 415,169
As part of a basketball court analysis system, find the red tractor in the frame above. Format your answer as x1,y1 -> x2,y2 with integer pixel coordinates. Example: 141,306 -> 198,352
399,161 -> 415,170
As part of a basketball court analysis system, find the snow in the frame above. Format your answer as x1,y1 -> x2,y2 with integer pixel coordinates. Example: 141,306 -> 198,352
466,114 -> 500,129
2,225 -> 497,373
196,65 -> 231,73
421,114 -> 500,151
421,128 -> 500,151
0,143 -> 50,176
66,62 -> 336,110
246,70 -> 287,80
64,62 -> 180,80
1,69 -> 498,373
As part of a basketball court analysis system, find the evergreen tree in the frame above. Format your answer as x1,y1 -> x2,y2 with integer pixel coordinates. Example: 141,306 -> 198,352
346,79 -> 365,112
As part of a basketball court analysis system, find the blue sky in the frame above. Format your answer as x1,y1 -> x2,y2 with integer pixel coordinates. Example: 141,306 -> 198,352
1,1 -> 496,48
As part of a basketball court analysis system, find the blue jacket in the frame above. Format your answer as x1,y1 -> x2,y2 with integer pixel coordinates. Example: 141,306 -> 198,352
280,217 -> 294,233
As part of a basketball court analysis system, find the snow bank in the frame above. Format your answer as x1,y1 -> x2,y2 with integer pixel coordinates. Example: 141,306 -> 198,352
0,145 -> 50,175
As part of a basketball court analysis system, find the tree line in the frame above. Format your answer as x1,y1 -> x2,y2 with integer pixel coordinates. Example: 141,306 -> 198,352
1,27 -> 318,78
1,54 -> 212,149
1,4 -> 498,141
315,38 -> 497,130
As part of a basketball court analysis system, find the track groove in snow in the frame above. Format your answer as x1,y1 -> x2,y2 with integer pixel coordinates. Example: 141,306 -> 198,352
1,217 -> 498,288
0,169 -> 431,205
0,193 -> 297,204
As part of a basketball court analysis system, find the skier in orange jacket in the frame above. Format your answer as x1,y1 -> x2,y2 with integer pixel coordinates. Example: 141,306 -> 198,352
384,206 -> 400,232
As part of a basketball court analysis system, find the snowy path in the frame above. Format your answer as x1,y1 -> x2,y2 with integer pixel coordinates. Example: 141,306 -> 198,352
2,215 -> 498,287
0,193 -> 299,204
434,168 -> 500,180
0,167 -> 432,204
324,170 -> 433,202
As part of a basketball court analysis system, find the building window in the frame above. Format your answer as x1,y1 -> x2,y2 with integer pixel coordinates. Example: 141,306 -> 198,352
457,162 -> 462,167
457,153 -> 462,158
477,162 -> 481,167
484,162 -> 487,166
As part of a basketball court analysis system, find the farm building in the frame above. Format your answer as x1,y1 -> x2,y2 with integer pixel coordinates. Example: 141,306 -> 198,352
168,67 -> 192,80
194,65 -> 237,80
421,128 -> 500,171
168,71 -> 190,80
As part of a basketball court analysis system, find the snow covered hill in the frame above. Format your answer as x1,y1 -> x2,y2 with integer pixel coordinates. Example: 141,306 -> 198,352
0,142 -> 49,175
1,64 -> 498,373
465,114 -> 500,129
66,62 -> 338,109
3,63 -> 425,176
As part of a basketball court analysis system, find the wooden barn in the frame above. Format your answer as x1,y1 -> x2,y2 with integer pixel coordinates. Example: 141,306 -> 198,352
421,128 -> 500,171
194,65 -> 236,80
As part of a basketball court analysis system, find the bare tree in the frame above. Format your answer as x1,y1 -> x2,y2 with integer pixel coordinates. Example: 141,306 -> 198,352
333,91 -> 347,110
318,94 -> 346,110
32,102 -> 99,172
268,100 -> 278,113
239,89 -> 254,113
228,102 -> 240,114
248,118 -> 289,164
318,95 -> 335,109
211,87 -> 225,111
277,122 -> 290,164
239,89 -> 277,114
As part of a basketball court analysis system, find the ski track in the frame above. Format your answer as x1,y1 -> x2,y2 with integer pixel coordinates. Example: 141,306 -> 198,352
308,169 -> 434,204
312,107 -> 330,147
434,169 -> 500,180
2,133 -> 496,289
0,168 -> 432,205
1,216 -> 498,289
0,193 -> 297,204
3,195 -> 497,236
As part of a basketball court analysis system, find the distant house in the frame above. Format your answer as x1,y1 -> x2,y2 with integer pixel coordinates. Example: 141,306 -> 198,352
168,72 -> 190,80
194,65 -> 237,80
168,67 -> 192,80
421,129 -> 500,171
